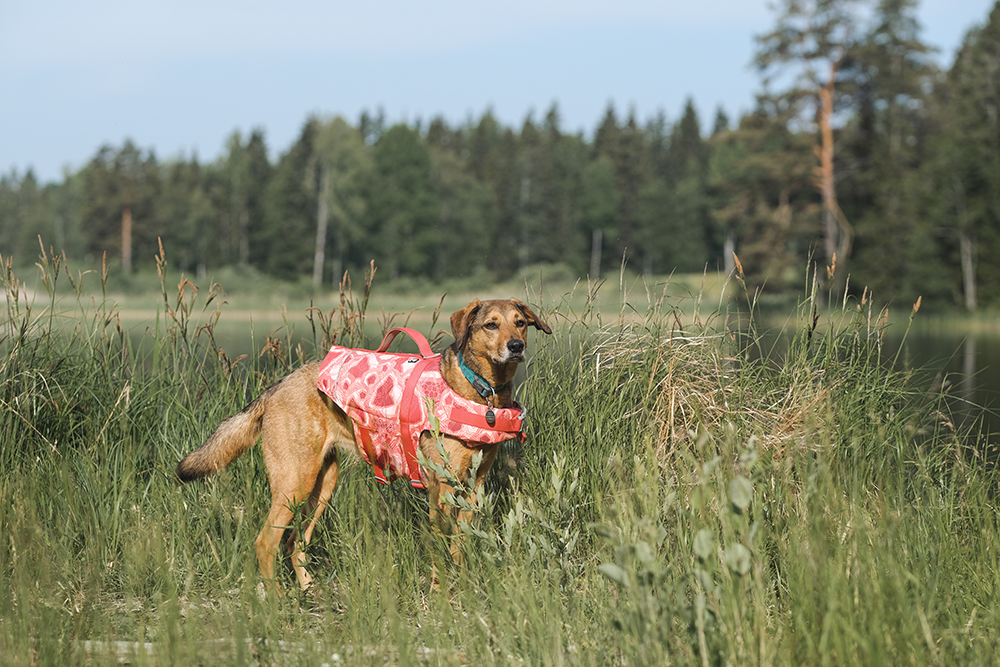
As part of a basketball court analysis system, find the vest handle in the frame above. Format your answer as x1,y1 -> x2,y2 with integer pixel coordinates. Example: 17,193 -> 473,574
375,327 -> 437,358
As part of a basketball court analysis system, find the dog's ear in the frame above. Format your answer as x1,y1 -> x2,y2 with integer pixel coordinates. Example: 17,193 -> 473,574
510,298 -> 552,334
450,299 -> 482,349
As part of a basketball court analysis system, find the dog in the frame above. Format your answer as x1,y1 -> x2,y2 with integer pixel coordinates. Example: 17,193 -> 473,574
176,298 -> 551,590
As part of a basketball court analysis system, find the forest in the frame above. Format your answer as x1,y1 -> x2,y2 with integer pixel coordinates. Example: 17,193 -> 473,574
2,0 -> 1000,310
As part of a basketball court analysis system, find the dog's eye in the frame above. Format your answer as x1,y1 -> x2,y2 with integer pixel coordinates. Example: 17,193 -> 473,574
515,320 -> 526,328
484,322 -> 499,330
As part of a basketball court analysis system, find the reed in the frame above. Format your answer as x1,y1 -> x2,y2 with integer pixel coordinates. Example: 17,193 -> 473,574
0,247 -> 996,665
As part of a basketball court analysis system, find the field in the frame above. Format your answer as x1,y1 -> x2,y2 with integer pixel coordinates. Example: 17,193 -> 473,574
1,250 -> 998,665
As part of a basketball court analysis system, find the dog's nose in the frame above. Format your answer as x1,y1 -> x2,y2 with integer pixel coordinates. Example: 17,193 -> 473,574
507,339 -> 525,354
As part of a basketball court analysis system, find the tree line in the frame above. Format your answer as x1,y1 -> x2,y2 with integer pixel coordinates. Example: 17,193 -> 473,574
2,0 -> 999,310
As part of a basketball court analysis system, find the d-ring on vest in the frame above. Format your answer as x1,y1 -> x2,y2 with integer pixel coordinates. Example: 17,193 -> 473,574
316,328 -> 527,489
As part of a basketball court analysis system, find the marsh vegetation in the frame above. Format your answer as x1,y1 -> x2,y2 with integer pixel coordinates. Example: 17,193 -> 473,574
1,250 -> 997,665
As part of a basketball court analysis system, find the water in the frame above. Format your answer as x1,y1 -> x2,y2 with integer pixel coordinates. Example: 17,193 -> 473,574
727,317 -> 999,446
897,327 -> 1000,442
763,322 -> 1000,444
125,309 -> 1000,446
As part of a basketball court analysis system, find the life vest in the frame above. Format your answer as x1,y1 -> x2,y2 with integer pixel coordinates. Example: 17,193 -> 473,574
316,327 -> 527,489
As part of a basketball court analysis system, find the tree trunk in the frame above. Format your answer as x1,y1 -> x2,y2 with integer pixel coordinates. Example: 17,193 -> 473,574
313,166 -> 330,288
962,336 -> 977,408
590,228 -> 603,279
723,229 -> 735,275
239,210 -> 250,266
331,183 -> 344,287
815,60 -> 853,277
952,174 -> 976,311
959,229 -> 977,311
121,206 -> 132,274
518,175 -> 532,271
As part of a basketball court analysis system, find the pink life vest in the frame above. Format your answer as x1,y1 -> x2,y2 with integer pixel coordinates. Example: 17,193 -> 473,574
316,327 -> 527,489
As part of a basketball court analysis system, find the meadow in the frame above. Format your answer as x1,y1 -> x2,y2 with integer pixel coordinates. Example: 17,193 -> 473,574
1,249 -> 998,665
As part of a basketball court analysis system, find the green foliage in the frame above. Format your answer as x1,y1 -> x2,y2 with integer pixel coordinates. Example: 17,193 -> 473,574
708,110 -> 814,284
262,118 -> 318,280
79,141 -> 161,270
5,4 -> 1000,325
918,2 -> 1000,308
365,124 -> 438,280
840,0 -> 940,303
213,128 -> 272,270
310,117 -> 372,286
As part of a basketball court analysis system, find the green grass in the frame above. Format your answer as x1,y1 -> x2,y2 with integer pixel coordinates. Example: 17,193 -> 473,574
1,248 -> 998,665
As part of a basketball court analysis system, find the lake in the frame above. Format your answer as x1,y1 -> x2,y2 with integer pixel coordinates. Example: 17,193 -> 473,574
894,326 -> 1000,442
104,300 -> 1000,448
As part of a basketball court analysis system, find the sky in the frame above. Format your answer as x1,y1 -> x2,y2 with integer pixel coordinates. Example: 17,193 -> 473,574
1,0 -> 996,184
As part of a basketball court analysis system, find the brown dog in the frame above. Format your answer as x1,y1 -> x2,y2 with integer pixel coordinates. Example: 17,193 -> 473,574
176,298 -> 550,590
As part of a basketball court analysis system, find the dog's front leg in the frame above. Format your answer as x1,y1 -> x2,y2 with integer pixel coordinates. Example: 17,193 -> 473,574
423,465 -> 462,565
451,444 -> 500,563
422,438 -> 501,569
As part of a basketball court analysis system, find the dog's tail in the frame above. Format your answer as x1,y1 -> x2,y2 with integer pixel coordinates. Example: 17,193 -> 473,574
175,387 -> 273,482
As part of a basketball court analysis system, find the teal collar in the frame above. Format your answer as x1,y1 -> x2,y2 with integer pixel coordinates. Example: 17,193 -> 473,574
457,351 -> 509,401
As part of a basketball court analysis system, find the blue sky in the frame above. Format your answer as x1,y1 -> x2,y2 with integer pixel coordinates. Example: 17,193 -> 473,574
1,0 -> 995,183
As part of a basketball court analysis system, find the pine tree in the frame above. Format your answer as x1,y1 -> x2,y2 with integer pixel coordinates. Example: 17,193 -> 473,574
533,103 -> 581,268
491,128 -> 522,278
244,130 -> 272,270
515,115 -> 543,271
843,0 -> 938,302
712,107 -> 731,136
212,130 -> 272,269
580,157 -> 619,279
665,100 -> 711,273
365,124 -> 437,279
928,2 -> 1000,308
468,111 -> 502,183
428,143 -> 496,280
309,117 -> 371,286
755,0 -> 864,280
615,111 -> 647,267
159,158 -> 214,277
0,170 -> 46,261
80,141 -> 160,272
262,119 -> 317,280
707,109 -> 815,286
593,104 -> 648,270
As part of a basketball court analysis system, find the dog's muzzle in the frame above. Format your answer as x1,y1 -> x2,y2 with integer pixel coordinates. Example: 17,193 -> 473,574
506,339 -> 526,361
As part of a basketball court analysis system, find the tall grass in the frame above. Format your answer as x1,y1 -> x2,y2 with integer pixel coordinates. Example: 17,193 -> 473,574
1,247 -> 997,665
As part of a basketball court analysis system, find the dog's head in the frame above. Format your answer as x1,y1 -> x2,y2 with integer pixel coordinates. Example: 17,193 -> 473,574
450,298 -> 552,366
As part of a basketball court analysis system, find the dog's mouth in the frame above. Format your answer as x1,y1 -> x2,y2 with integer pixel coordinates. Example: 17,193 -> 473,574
496,350 -> 525,364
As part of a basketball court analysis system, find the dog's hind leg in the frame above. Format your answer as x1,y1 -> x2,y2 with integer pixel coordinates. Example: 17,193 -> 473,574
302,449 -> 341,544
254,495 -> 297,590
255,431 -> 328,592
287,450 -> 341,590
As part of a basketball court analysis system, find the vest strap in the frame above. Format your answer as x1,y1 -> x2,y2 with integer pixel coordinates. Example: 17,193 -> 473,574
446,405 -> 526,440
375,327 -> 437,358
397,356 -> 438,488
